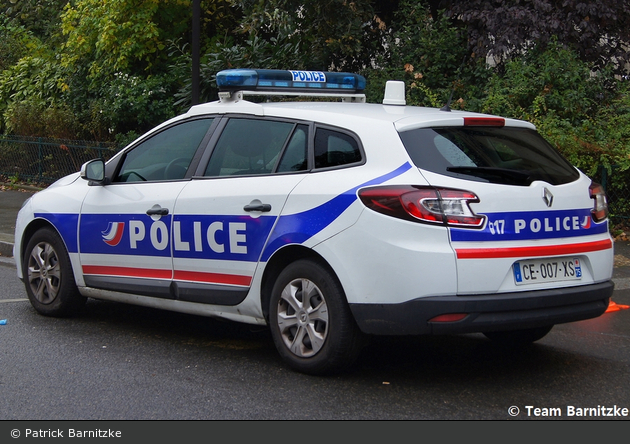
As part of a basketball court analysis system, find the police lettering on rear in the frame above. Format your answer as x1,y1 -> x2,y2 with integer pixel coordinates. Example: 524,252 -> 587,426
451,208 -> 608,242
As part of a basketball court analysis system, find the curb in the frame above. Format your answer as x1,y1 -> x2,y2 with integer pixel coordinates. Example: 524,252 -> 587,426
0,182 -> 45,192
0,240 -> 13,258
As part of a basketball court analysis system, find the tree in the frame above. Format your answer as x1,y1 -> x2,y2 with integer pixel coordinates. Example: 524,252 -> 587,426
236,0 -> 389,71
0,0 -> 67,42
60,0 -> 191,78
447,0 -> 630,75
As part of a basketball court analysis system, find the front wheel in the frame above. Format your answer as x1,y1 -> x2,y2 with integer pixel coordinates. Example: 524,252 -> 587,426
23,227 -> 86,317
269,259 -> 363,375
483,325 -> 553,346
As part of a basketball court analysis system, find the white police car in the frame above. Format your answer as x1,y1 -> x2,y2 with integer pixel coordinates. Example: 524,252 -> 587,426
14,69 -> 614,375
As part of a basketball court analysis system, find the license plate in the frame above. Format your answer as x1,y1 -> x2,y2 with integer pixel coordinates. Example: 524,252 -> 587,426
513,257 -> 582,285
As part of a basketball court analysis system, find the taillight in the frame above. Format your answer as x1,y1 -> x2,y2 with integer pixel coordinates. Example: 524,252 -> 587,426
589,182 -> 608,222
358,185 -> 486,228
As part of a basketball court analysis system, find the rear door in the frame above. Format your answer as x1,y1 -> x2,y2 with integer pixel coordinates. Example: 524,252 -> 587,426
170,117 -> 309,305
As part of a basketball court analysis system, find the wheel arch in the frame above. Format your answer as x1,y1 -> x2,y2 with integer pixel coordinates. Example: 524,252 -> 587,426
259,245 -> 344,323
20,217 -> 86,316
19,218 -> 65,265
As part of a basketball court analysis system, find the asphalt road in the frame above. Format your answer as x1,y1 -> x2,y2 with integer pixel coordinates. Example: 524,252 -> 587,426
1,259 -> 629,420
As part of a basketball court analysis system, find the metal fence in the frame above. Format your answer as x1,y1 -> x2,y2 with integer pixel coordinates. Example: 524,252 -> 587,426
0,135 -> 119,185
595,165 -> 630,231
1,134 -> 629,229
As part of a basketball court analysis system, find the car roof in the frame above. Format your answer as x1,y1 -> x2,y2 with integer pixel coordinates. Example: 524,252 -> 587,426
185,99 -> 536,132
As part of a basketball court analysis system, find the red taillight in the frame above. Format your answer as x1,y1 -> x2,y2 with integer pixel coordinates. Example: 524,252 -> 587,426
358,185 -> 486,228
589,182 -> 608,223
463,117 -> 505,127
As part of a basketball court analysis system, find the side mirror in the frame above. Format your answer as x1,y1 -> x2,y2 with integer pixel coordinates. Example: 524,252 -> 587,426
80,158 -> 106,184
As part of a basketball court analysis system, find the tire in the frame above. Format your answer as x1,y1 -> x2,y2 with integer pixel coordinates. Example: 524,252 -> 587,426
269,259 -> 364,375
23,227 -> 86,317
483,325 -> 553,346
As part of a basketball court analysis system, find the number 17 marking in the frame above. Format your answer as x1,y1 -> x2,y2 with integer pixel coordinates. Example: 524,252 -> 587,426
488,219 -> 505,235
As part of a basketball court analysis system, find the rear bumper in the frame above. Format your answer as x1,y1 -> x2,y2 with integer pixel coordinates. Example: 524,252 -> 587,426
349,280 -> 614,335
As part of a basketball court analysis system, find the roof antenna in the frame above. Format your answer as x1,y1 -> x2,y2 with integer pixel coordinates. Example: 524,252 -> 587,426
440,53 -> 469,112
440,89 -> 454,112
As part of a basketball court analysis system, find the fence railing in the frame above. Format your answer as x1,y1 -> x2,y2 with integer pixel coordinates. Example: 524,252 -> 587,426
595,165 -> 630,231
1,134 -> 629,229
0,135 -> 119,185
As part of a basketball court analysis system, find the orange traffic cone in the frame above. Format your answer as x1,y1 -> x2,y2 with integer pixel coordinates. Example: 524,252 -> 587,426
605,300 -> 630,313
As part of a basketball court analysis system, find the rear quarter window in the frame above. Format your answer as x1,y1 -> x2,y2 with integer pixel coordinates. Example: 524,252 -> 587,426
399,127 -> 579,186
314,128 -> 363,169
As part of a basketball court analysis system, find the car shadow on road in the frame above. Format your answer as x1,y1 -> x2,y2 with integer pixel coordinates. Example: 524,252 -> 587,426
58,297 -> 615,388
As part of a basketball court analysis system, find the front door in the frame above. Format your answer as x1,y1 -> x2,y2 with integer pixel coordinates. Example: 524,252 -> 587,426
78,118 -> 215,298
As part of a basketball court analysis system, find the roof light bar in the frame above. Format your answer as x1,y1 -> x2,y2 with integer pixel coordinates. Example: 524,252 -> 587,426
216,69 -> 367,101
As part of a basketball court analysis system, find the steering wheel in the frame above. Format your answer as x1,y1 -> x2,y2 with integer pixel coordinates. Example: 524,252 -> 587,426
164,157 -> 190,180
127,171 -> 147,182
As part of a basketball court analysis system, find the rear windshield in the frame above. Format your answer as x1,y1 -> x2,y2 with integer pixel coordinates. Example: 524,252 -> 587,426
398,127 -> 579,186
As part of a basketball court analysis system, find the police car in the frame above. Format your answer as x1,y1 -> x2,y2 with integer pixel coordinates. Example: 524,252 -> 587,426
14,69 -> 615,375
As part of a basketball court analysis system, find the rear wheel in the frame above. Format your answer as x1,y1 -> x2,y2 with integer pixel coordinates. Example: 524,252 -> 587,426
269,259 -> 363,375
23,227 -> 85,317
483,325 -> 553,346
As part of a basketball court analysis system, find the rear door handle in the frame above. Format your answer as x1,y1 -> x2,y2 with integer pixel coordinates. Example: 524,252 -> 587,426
244,200 -> 272,212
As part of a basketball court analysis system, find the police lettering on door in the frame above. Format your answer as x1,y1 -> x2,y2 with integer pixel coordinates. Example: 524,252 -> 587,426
80,213 -> 277,262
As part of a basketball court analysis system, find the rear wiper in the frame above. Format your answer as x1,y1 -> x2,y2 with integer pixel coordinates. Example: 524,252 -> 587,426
446,166 -> 532,185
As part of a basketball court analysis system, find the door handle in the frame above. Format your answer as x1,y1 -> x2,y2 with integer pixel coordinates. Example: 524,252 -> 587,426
244,200 -> 272,212
146,205 -> 169,216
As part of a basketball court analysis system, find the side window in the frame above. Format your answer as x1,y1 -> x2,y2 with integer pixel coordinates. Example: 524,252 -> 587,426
314,128 -> 362,169
276,125 -> 308,173
115,118 -> 214,183
204,118 -> 295,176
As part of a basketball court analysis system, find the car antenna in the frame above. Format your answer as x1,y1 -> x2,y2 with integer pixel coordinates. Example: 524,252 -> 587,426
440,53 -> 469,112
440,89 -> 455,112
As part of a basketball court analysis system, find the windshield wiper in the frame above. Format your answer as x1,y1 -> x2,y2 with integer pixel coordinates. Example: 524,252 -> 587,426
446,166 -> 532,185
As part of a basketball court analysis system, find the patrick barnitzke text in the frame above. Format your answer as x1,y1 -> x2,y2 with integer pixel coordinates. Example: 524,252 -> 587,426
25,429 -> 121,438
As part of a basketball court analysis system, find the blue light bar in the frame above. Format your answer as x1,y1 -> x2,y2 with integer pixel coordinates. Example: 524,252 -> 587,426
216,69 -> 366,94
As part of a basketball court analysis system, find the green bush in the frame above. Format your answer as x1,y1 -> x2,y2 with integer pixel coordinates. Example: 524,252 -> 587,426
362,3 -> 489,110
479,41 -> 629,176
79,72 -> 178,140
5,100 -> 80,139
0,20 -> 37,71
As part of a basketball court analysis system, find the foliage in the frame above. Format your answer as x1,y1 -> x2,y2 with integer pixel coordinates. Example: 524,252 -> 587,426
236,0 -> 384,72
60,0 -> 191,78
0,50 -> 70,134
0,0 -> 67,41
0,19 -> 41,71
5,100 -> 80,139
1,0 -> 629,172
362,2 -> 490,110
480,40 -> 611,123
479,41 -> 630,176
448,0 -> 630,76
170,32 -> 305,107
81,72 -> 179,141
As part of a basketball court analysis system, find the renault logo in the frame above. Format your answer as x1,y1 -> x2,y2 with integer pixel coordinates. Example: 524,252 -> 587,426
542,187 -> 554,207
